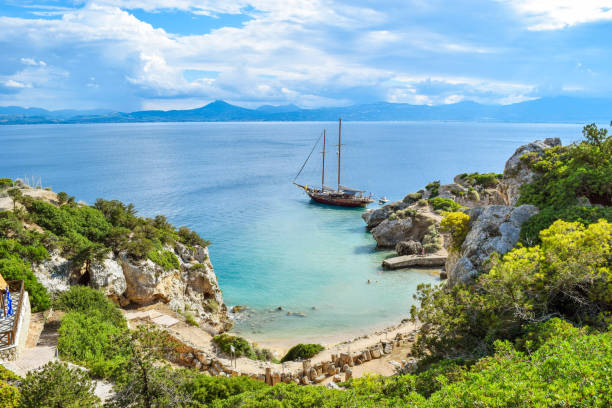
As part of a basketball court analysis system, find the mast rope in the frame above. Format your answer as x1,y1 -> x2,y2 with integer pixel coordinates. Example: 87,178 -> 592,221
293,131 -> 323,182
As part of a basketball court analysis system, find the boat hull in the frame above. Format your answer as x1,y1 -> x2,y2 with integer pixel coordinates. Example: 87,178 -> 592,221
307,191 -> 373,207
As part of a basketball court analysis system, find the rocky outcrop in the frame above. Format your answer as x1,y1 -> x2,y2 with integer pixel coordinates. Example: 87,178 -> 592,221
32,243 -> 231,332
89,254 -> 126,303
371,211 -> 439,249
447,205 -> 538,285
501,138 -> 561,205
120,243 -> 230,331
395,240 -> 423,256
31,252 -> 73,294
362,200 -> 409,229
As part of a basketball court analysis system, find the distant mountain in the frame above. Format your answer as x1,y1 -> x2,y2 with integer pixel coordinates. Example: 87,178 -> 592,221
1,97 -> 611,124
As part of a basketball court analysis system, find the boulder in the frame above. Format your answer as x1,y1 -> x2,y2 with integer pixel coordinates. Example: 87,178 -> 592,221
448,205 -> 538,285
89,254 -> 127,301
31,252 -> 73,294
395,240 -> 423,256
362,200 -> 408,229
371,211 -> 438,249
501,138 -> 561,205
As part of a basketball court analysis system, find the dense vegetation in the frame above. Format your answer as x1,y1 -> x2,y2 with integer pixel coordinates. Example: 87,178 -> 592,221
57,286 -> 129,378
213,333 -> 277,362
427,197 -> 464,212
280,344 -> 325,363
457,172 -> 503,188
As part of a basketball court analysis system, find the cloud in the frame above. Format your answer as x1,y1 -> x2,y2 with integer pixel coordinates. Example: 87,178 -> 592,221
0,0 -> 608,109
501,0 -> 612,30
20,58 -> 46,66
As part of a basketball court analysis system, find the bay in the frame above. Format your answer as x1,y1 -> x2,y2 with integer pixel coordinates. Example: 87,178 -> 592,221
0,121 -> 582,343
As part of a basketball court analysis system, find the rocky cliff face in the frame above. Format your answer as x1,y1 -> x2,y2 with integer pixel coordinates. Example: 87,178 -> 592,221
445,205 -> 538,285
32,243 -> 231,332
501,138 -> 561,205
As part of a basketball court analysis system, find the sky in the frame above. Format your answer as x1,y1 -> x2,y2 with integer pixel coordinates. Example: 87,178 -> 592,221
0,0 -> 611,111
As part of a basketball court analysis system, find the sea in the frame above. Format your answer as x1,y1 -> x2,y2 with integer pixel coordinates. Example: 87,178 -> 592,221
0,121 -> 582,344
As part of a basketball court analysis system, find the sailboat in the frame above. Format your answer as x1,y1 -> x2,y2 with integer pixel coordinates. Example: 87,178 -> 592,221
294,119 -> 374,208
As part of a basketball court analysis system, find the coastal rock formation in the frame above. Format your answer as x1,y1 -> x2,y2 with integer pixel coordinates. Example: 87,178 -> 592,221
31,252 -> 73,294
89,254 -> 127,302
501,138 -> 561,205
362,200 -> 408,229
447,204 -> 538,285
120,244 -> 230,331
371,211 -> 438,249
32,244 -> 230,332
395,240 -> 423,256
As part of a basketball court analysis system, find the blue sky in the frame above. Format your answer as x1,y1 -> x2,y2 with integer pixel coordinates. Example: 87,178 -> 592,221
0,0 -> 611,110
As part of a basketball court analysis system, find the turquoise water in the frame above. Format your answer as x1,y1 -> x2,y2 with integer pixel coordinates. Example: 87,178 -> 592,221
0,122 -> 582,342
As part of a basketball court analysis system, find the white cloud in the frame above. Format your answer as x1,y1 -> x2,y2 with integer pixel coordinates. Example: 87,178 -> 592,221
20,58 -> 46,66
501,0 -> 612,30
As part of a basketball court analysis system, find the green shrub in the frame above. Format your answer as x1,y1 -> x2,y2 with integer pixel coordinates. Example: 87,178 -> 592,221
459,172 -> 502,188
0,365 -> 20,408
178,226 -> 209,248
403,192 -> 423,203
20,362 -> 101,408
518,124 -> 611,208
281,343 -> 324,362
58,311 -> 129,378
417,199 -> 428,207
147,249 -> 180,271
213,334 -> 253,357
0,255 -> 50,312
183,311 -> 199,327
425,181 -> 440,198
56,285 -> 125,327
0,178 -> 13,189
411,219 -> 612,361
422,225 -> 442,254
428,197 -> 463,212
519,205 -> 612,245
181,372 -> 267,405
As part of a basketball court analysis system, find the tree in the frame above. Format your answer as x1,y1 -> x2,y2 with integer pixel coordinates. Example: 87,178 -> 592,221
6,188 -> 22,212
107,325 -> 190,408
57,191 -> 69,206
19,361 -> 100,408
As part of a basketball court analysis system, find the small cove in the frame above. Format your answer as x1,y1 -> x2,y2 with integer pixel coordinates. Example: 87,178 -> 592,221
0,121 -> 581,343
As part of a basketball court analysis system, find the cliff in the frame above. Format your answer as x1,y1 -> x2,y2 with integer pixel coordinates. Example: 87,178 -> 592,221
0,184 -> 231,332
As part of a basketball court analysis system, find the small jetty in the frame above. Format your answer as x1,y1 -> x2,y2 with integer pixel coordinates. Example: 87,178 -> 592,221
382,254 -> 446,270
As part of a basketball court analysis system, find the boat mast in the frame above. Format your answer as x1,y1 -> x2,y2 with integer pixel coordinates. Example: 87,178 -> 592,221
321,129 -> 326,190
337,118 -> 341,191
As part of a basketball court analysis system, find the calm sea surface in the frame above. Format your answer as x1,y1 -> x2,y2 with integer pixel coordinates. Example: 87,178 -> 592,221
0,122 -> 581,343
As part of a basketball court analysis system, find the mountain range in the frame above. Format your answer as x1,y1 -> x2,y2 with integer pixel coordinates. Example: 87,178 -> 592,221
1,97 -> 611,124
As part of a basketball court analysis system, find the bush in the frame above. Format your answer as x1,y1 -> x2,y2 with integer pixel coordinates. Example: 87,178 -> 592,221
20,362 -> 101,408
425,181 -> 440,198
0,178 -> 13,189
440,212 -> 470,251
213,334 -> 253,358
403,192 -> 423,203
0,256 -> 50,312
411,219 -> 612,361
0,365 -> 20,408
519,205 -> 612,245
147,249 -> 180,271
281,343 -> 324,362
56,285 -> 125,327
459,172 -> 502,188
422,225 -> 442,254
518,124 -> 611,208
58,311 -> 129,378
182,372 -> 267,405
428,197 -> 463,212
178,226 -> 209,248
